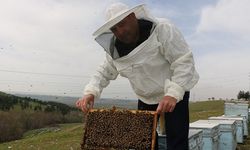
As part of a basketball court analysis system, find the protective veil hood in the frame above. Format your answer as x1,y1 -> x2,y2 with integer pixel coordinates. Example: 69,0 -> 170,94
93,3 -> 157,57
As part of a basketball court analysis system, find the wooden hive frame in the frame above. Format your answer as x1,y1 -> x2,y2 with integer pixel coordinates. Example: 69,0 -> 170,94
82,108 -> 157,150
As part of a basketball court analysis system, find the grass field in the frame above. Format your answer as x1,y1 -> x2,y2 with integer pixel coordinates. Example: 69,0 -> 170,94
0,123 -> 84,150
0,100 -> 249,150
189,100 -> 225,122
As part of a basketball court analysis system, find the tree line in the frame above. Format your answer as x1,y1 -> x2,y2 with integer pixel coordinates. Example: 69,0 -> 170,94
237,90 -> 250,100
0,91 -> 77,115
0,91 -> 84,143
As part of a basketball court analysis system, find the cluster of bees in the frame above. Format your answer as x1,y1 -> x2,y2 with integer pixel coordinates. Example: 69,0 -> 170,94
82,108 -> 155,150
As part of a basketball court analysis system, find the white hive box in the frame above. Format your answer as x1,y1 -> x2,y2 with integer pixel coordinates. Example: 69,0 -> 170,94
156,115 -> 167,150
198,119 -> 237,150
189,129 -> 203,150
157,134 -> 166,150
224,102 -> 249,121
249,108 -> 250,121
209,116 -> 244,143
158,130 -> 204,150
190,120 -> 220,150
222,115 -> 248,136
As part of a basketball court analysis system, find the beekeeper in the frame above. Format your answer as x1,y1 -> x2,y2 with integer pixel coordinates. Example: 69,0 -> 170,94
76,2 -> 199,150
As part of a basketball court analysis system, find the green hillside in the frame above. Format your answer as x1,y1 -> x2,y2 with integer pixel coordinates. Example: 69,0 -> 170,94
0,123 -> 83,150
0,91 -> 78,113
0,91 -> 83,143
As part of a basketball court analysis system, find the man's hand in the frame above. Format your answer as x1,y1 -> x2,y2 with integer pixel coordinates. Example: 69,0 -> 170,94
76,94 -> 94,113
156,96 -> 177,114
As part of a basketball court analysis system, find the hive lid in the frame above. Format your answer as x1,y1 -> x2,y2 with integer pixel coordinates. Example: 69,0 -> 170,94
190,121 -> 219,128
198,119 -> 236,125
209,116 -> 244,121
189,129 -> 203,138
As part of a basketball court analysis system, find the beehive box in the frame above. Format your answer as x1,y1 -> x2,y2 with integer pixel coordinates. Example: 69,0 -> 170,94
82,108 -> 157,150
157,129 -> 204,150
222,115 -> 248,137
237,115 -> 248,136
209,116 -> 244,143
158,134 -> 167,150
221,115 -> 248,137
198,119 -> 237,150
157,114 -> 167,150
189,129 -> 203,150
224,102 -> 249,121
190,120 -> 220,150
248,108 -> 250,121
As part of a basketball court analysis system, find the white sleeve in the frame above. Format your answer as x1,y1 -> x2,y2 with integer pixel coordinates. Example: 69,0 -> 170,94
157,22 -> 199,102
83,54 -> 119,100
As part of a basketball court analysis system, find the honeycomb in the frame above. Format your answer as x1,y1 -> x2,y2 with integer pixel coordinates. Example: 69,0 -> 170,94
81,107 -> 157,150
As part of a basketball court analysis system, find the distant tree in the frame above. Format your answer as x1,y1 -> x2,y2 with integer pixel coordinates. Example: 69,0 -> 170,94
58,106 -> 70,116
237,90 -> 250,100
237,90 -> 245,99
44,105 -> 55,112
34,105 -> 42,111
0,97 -> 13,111
0,112 -> 24,142
245,91 -> 250,100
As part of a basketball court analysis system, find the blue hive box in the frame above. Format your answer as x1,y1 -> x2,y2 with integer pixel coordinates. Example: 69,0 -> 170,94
209,116 -> 244,144
198,119 -> 237,150
190,120 -> 220,150
189,129 -> 203,150
224,102 -> 249,122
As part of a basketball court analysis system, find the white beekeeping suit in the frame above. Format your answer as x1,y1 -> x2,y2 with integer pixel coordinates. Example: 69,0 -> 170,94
84,3 -> 199,104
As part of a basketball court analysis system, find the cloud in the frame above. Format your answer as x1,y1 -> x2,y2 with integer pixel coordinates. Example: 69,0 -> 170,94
0,0 -> 139,98
196,0 -> 250,37
0,0 -> 106,50
187,0 -> 250,100
0,0 -> 113,73
0,0 -> 114,95
192,45 -> 250,98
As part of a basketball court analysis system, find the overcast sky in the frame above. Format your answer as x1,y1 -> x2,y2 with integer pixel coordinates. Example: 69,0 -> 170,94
0,0 -> 249,101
